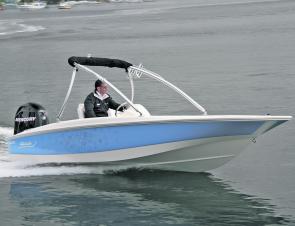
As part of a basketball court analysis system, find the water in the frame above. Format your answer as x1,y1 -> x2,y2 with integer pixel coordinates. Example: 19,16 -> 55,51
0,172 -> 291,226
1,0 -> 295,225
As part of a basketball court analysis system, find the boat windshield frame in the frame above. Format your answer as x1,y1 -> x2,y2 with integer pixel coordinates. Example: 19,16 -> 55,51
128,66 -> 207,115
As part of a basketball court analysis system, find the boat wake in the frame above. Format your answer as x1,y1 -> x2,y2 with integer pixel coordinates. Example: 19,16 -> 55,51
0,156 -> 133,178
0,161 -> 107,178
0,126 -> 13,152
0,20 -> 45,36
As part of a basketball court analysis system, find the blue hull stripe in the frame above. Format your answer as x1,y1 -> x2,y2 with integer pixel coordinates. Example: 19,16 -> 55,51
9,121 -> 263,155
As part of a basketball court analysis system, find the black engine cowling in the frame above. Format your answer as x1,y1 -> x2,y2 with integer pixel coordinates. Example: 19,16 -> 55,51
14,103 -> 49,135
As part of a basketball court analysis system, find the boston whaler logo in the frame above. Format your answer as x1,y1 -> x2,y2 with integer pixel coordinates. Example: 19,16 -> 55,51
19,141 -> 36,149
15,117 -> 36,122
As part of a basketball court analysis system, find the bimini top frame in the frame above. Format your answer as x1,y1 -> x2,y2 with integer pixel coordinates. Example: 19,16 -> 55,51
56,56 -> 207,121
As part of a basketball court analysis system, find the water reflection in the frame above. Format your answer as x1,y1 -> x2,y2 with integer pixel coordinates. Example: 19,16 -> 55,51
3,170 -> 290,226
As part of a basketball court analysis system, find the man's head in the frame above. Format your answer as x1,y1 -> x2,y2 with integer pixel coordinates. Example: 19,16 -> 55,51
95,79 -> 108,95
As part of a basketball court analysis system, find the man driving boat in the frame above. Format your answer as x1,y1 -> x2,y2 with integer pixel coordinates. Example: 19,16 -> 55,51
84,79 -> 124,117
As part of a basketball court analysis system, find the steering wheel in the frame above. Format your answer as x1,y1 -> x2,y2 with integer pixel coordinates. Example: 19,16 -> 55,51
115,102 -> 129,117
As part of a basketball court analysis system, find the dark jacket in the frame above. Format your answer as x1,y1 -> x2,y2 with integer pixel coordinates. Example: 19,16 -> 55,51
84,92 -> 121,117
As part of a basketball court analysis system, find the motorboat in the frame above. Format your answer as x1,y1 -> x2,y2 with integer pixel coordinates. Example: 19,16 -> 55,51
8,56 -> 292,172
58,2 -> 72,9
1,3 -> 18,9
58,0 -> 99,8
17,1 -> 47,9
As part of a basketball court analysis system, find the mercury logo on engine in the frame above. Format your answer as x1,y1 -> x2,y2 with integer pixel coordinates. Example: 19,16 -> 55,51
15,117 -> 36,122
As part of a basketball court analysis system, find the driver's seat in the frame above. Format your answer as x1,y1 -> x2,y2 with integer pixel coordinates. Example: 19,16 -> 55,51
77,103 -> 85,119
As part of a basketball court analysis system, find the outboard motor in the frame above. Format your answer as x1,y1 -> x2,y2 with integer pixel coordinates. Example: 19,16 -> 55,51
14,103 -> 49,135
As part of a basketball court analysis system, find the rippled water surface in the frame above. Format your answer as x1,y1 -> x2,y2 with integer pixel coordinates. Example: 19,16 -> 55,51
0,0 -> 295,225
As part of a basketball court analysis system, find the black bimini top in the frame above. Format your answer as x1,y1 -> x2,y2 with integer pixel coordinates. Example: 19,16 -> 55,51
68,56 -> 133,72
